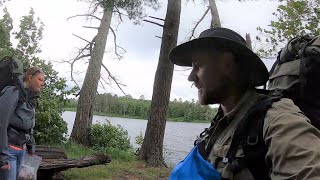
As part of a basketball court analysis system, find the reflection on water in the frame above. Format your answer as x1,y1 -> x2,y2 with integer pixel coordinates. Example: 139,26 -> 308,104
62,111 -> 210,165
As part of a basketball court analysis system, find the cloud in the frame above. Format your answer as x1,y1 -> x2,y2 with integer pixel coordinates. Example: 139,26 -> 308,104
1,0 -> 280,102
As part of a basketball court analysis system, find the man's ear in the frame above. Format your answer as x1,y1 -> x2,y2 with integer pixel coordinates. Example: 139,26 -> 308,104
221,52 -> 236,70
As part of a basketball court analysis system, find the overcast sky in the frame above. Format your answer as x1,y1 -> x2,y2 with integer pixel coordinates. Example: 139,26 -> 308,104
1,0 -> 280,101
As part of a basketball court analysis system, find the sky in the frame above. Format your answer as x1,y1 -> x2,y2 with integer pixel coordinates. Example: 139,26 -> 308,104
1,0 -> 280,101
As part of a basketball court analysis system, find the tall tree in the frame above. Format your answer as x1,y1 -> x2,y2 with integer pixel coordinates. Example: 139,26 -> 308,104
138,0 -> 181,167
256,0 -> 319,57
0,7 -> 13,58
188,0 -> 221,40
188,0 -> 253,48
208,0 -> 221,28
70,0 -> 160,145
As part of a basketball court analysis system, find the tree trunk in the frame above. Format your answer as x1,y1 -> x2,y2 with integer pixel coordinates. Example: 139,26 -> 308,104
246,33 -> 253,50
138,0 -> 181,167
208,0 -> 221,28
70,1 -> 114,145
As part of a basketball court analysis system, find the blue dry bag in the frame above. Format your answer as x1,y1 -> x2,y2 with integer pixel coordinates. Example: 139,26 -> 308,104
170,146 -> 220,180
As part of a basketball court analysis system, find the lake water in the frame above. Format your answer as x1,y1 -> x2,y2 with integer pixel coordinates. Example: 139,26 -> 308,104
62,111 -> 210,165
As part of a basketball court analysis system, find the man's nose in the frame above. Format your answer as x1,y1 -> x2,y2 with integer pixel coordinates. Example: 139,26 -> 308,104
188,69 -> 197,82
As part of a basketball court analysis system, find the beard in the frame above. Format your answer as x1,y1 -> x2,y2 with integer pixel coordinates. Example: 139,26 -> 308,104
198,80 -> 230,105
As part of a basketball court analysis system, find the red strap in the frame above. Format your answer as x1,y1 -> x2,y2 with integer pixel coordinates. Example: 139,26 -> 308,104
9,145 -> 25,151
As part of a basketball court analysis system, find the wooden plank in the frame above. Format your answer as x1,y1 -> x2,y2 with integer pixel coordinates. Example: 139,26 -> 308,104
35,145 -> 67,159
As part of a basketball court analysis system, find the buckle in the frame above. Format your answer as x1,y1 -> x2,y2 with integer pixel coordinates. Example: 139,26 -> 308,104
247,135 -> 259,145
200,128 -> 209,138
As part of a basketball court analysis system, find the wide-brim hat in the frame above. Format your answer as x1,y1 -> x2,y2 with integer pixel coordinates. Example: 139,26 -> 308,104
169,27 -> 269,86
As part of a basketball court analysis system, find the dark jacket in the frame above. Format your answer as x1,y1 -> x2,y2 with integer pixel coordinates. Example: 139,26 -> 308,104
0,85 -> 38,165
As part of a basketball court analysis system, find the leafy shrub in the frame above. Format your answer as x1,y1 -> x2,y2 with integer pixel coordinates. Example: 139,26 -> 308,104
90,122 -> 132,151
135,131 -> 144,146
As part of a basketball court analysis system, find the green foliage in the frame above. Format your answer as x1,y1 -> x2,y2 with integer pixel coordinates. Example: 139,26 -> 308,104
56,141 -> 96,159
0,8 -> 14,58
13,8 -> 44,66
105,147 -> 135,161
90,123 -> 135,160
256,0 -> 319,57
135,131 -> 144,146
82,0 -> 160,24
0,8 -> 78,145
68,93 -> 217,122
168,99 -> 217,122
66,98 -> 78,108
90,123 -> 132,151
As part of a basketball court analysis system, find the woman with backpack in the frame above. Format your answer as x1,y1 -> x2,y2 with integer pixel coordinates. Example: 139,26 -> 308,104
0,67 -> 45,180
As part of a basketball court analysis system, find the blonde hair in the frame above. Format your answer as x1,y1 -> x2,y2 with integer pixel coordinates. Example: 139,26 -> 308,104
23,67 -> 44,82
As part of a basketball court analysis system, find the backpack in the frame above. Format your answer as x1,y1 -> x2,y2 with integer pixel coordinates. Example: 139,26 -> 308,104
0,56 -> 26,100
268,35 -> 320,129
223,35 -> 320,179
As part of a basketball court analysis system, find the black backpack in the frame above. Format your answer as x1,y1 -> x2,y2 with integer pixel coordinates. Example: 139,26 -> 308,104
225,35 -> 320,179
0,56 -> 25,99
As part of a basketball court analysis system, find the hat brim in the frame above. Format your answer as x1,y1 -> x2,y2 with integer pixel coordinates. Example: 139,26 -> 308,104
169,37 -> 269,86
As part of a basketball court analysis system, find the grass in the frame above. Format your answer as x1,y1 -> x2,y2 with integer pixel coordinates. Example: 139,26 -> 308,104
54,141 -> 96,158
59,142 -> 172,180
63,160 -> 171,180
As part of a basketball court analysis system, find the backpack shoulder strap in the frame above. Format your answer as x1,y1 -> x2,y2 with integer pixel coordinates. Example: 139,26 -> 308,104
225,93 -> 282,179
12,84 -> 27,104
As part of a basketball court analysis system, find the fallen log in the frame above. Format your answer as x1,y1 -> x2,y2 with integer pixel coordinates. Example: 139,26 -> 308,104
40,153 -> 112,170
35,146 -> 112,180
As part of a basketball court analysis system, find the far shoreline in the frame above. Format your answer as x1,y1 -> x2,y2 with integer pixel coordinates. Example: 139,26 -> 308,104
63,108 -> 211,124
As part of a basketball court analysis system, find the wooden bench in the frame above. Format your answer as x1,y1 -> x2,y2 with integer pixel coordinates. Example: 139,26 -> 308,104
35,146 -> 112,180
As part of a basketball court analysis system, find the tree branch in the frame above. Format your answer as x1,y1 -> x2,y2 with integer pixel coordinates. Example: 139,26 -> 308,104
82,26 -> 99,30
101,63 -> 126,96
89,1 -> 100,15
143,19 -> 164,27
109,27 -> 126,60
113,6 -> 125,22
70,54 -> 91,87
148,16 -> 165,21
72,34 -> 92,44
99,76 -> 109,91
189,6 -> 210,40
67,14 -> 101,21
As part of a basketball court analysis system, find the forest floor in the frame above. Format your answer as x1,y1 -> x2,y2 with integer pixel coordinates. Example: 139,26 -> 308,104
60,143 -> 172,180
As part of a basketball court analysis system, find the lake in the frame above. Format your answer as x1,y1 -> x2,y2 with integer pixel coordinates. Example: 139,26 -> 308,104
62,111 -> 210,165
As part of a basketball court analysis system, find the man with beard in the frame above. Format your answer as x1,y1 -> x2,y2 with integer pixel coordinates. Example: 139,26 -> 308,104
169,27 -> 320,180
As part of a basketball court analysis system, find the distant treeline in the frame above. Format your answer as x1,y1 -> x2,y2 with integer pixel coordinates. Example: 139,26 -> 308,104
66,93 -> 217,122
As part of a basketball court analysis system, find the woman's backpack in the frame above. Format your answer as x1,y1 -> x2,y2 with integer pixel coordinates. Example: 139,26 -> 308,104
0,56 -> 24,93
